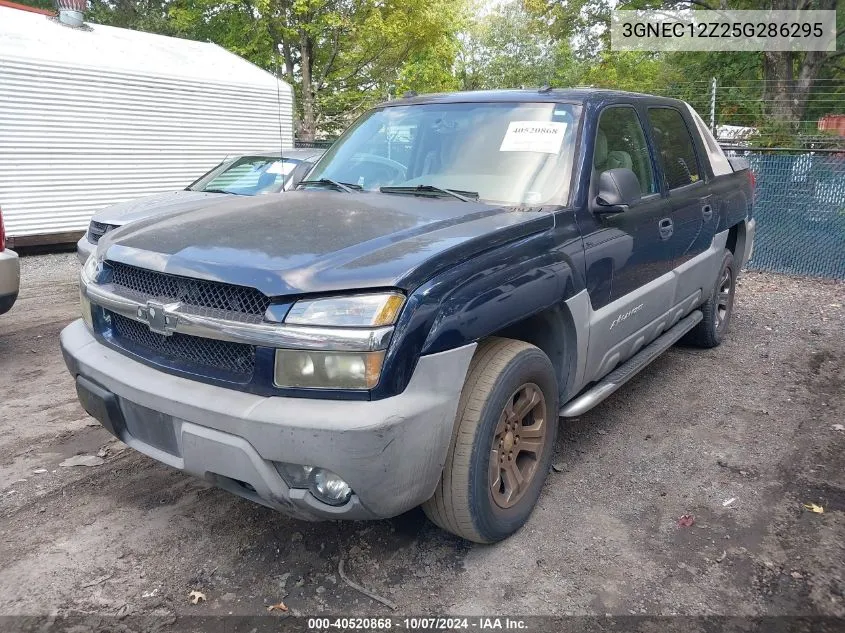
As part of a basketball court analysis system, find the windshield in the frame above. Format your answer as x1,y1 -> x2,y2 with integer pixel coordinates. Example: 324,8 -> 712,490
188,156 -> 303,195
307,102 -> 580,206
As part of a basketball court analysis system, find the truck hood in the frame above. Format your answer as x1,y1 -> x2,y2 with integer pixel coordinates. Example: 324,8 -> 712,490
99,191 -> 554,297
93,190 -> 227,226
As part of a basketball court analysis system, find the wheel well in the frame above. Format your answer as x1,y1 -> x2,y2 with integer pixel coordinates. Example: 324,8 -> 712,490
726,224 -> 738,255
726,222 -> 746,262
489,304 -> 576,401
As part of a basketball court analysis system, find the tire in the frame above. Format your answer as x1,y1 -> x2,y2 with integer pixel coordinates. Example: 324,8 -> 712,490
683,249 -> 736,348
422,337 -> 558,543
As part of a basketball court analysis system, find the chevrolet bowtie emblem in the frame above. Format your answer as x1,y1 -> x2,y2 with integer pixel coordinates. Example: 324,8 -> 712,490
137,301 -> 181,336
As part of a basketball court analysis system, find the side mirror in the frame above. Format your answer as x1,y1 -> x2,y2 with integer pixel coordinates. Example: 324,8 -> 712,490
592,168 -> 642,214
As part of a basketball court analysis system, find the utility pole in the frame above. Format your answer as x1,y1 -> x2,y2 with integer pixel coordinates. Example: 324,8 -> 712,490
710,77 -> 717,134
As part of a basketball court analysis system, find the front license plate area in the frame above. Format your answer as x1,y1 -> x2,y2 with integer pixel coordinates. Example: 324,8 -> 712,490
120,400 -> 180,457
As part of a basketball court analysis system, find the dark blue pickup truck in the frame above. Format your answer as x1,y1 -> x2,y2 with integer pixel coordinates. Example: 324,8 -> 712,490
62,89 -> 755,542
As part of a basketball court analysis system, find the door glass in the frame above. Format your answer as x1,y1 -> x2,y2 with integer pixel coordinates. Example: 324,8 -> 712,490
648,107 -> 702,189
595,106 -> 657,195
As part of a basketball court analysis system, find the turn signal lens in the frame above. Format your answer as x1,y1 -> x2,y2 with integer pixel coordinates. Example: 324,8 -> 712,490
275,463 -> 314,487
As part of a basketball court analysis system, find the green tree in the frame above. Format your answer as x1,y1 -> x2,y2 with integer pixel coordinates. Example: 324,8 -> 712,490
256,0 -> 463,139
456,0 -> 575,91
14,0 -> 54,10
521,0 -> 843,143
87,0 -> 177,34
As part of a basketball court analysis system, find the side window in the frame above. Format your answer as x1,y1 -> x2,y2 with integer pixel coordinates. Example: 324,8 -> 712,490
647,107 -> 702,189
595,106 -> 657,195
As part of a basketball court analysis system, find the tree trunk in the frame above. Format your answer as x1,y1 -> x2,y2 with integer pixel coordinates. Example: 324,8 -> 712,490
762,51 -> 800,126
760,0 -> 837,129
298,31 -> 316,142
281,42 -> 295,85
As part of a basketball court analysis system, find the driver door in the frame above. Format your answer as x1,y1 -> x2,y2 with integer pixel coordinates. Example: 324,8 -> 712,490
579,104 -> 676,383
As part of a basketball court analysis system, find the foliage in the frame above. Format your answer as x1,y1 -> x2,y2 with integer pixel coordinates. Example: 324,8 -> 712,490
87,0 -> 177,34
455,1 -> 573,91
15,0 -> 53,10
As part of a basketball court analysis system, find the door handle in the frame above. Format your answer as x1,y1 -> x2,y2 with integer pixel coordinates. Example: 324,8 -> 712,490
702,204 -> 713,221
658,218 -> 673,240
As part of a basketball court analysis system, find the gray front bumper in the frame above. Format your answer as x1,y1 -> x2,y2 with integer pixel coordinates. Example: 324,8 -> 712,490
60,320 -> 475,520
0,248 -> 20,315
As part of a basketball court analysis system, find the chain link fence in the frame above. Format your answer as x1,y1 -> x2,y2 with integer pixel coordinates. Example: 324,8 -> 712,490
657,78 -> 845,149
658,79 -> 845,279
723,150 -> 845,279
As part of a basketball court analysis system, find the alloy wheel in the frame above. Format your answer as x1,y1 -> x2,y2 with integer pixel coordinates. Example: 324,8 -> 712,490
715,267 -> 733,332
489,382 -> 548,509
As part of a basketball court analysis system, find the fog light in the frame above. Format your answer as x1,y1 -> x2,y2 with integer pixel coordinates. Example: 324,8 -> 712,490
310,468 -> 352,506
274,463 -> 353,505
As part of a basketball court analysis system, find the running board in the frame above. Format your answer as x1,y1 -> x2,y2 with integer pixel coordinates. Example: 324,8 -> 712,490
559,310 -> 703,418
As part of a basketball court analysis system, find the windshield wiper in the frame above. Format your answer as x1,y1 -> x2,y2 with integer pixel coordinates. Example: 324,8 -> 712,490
298,179 -> 362,193
379,185 -> 478,202
201,188 -> 246,195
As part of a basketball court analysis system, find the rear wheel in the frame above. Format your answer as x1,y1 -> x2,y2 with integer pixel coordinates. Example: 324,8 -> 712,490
422,337 -> 558,543
683,249 -> 736,348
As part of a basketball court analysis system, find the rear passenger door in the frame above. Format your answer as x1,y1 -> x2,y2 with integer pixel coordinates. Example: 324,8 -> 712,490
646,107 -> 715,267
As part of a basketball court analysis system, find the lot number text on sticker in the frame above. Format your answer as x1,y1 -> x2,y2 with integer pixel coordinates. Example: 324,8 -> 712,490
500,121 -> 568,154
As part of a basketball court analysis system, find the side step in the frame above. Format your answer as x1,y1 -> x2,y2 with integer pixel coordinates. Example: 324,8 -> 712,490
559,310 -> 703,418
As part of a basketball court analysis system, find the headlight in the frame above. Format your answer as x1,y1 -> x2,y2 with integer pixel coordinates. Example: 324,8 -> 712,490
285,293 -> 405,327
81,253 -> 99,283
79,255 -> 100,329
274,349 -> 385,389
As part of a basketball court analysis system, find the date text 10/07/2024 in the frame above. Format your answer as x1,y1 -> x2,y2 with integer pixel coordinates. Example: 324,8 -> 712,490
306,617 -> 529,630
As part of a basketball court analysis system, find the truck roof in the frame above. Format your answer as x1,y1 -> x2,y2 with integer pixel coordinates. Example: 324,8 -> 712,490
385,88 -> 687,108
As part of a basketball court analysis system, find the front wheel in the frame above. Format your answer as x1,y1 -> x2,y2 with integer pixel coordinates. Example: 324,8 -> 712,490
422,338 -> 558,543
683,249 -> 736,348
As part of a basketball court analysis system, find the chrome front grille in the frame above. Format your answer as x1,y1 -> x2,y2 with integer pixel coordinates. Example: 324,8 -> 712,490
110,312 -> 256,380
109,262 -> 271,322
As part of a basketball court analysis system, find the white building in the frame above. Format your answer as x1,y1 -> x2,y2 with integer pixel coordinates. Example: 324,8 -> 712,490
0,3 -> 294,245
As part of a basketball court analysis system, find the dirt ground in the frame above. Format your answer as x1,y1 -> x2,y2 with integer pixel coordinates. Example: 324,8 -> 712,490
0,252 -> 843,625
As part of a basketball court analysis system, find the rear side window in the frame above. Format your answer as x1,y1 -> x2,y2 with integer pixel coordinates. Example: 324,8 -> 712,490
647,107 -> 701,189
594,106 -> 657,195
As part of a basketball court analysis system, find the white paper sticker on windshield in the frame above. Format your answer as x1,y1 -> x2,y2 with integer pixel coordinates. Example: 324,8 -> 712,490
265,161 -> 295,175
499,121 -> 568,154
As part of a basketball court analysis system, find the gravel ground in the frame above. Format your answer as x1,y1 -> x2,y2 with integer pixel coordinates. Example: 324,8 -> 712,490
0,252 -> 843,627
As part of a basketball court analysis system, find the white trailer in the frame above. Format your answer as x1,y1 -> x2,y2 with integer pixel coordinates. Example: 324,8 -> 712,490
0,3 -> 295,246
